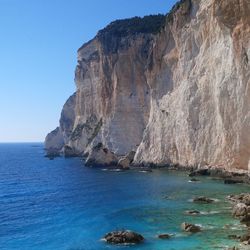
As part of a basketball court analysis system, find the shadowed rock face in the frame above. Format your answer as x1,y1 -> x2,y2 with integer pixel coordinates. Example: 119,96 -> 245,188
45,93 -> 76,154
45,0 -> 250,170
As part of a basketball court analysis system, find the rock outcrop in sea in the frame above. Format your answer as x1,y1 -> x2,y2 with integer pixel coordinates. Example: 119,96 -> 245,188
45,0 -> 250,171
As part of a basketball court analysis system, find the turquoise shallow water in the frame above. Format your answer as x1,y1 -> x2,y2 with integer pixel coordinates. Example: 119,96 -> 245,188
0,143 -> 249,250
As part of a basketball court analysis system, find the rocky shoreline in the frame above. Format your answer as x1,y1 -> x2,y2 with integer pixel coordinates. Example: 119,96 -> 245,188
45,149 -> 250,248
101,168 -> 250,249
45,147 -> 250,185
103,193 -> 250,249
226,193 -> 250,248
45,148 -> 250,248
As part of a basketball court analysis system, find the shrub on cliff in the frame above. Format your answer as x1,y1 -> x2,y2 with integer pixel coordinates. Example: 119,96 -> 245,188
97,14 -> 166,39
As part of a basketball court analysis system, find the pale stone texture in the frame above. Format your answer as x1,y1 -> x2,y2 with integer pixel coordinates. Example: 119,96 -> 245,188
45,93 -> 76,154
135,0 -> 250,170
45,0 -> 250,170
85,143 -> 118,167
45,127 -> 64,153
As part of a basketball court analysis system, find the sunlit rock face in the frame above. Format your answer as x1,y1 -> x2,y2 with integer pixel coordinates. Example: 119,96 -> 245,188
45,0 -> 250,170
135,0 -> 250,170
70,32 -> 152,156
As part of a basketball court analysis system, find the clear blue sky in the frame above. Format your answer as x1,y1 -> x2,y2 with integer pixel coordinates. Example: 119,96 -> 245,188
0,0 -> 178,142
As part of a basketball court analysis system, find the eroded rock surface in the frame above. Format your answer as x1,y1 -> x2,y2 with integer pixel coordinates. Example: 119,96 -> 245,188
45,0 -> 250,170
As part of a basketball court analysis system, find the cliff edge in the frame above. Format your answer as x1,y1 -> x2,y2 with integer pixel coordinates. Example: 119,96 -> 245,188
45,0 -> 250,170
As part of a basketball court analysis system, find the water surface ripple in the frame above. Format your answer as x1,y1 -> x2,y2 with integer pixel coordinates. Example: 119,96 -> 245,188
0,143 -> 248,250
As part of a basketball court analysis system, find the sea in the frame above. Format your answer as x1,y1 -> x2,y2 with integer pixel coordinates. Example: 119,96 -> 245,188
0,143 -> 249,250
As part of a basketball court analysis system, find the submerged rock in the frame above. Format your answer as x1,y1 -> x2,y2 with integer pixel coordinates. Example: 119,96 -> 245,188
224,179 -> 243,184
193,196 -> 214,204
189,178 -> 200,182
185,210 -> 200,215
44,151 -> 60,159
189,168 -> 210,177
104,230 -> 144,244
228,234 -> 241,240
181,222 -> 201,233
158,233 -> 172,239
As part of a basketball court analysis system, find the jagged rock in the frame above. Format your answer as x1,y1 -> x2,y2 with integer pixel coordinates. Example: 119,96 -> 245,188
181,222 -> 201,233
193,196 -> 214,204
228,194 -> 250,206
62,145 -> 79,157
104,230 -> 144,244
118,151 -> 136,169
85,143 -> 118,167
242,194 -> 250,206
232,203 -> 248,217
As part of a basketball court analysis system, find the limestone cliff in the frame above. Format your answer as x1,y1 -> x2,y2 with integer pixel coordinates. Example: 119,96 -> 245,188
45,0 -> 250,170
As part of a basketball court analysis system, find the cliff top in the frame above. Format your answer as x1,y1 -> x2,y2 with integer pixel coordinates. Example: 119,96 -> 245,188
78,0 -> 190,53
97,14 -> 166,40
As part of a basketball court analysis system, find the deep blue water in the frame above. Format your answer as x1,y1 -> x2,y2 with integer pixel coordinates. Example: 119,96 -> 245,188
0,143 -> 249,250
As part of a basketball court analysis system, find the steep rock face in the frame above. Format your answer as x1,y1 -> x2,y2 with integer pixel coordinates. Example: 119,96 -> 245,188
45,0 -> 250,170
63,16 -> 165,158
45,127 -> 64,154
45,93 -> 76,154
135,0 -> 250,170
73,35 -> 151,155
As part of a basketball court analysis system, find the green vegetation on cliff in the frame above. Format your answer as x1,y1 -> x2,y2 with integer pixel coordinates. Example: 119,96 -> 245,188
97,14 -> 166,39
96,14 -> 165,53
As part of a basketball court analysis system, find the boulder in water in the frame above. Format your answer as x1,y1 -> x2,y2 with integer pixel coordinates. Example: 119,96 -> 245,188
104,230 -> 144,244
181,222 -> 201,233
224,179 -> 243,184
193,196 -> 214,203
232,203 -> 248,217
158,233 -> 172,239
190,178 -> 200,182
185,210 -> 200,215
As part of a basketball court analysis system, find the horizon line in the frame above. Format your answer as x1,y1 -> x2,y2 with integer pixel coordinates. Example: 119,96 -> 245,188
0,141 -> 43,143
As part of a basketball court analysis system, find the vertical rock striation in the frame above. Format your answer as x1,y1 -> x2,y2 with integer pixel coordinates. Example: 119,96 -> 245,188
45,0 -> 250,170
